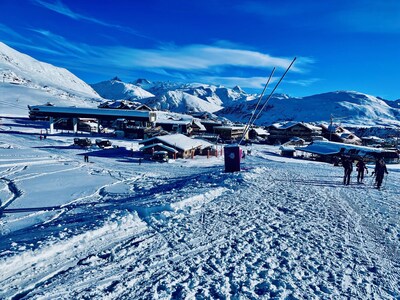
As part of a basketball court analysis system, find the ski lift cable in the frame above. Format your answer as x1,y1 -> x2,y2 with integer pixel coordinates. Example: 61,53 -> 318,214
247,67 -> 276,130
238,57 -> 296,145
330,114 -> 349,121
239,67 -> 275,144
251,57 -> 297,126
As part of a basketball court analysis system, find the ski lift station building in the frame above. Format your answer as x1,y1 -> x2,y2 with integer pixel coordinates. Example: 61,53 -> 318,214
28,105 -> 157,134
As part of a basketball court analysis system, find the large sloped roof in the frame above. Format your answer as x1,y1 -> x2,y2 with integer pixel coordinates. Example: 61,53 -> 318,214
295,140 -> 398,158
141,134 -> 212,151
155,111 -> 193,125
251,127 -> 269,136
140,143 -> 178,153
271,121 -> 321,131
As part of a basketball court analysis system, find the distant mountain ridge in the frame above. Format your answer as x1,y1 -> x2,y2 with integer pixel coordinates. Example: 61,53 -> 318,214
220,90 -> 400,127
91,78 -> 257,113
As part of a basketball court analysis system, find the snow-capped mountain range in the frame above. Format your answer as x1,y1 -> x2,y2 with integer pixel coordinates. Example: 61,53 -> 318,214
220,91 -> 400,127
91,77 -> 400,127
91,78 -> 256,113
0,42 -> 399,127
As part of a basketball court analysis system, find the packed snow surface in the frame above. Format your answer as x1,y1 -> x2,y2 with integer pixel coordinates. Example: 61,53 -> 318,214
0,117 -> 399,299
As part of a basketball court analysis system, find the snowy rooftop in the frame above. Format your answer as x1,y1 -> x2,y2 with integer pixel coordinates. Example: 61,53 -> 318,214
29,105 -> 152,119
214,125 -> 246,130
155,111 -> 194,125
141,134 -> 212,151
193,119 -> 206,131
271,121 -> 322,131
251,127 -> 269,135
296,140 -> 398,157
140,143 -> 178,153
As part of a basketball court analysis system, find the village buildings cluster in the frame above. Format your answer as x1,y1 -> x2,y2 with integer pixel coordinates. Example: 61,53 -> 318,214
28,100 -> 400,162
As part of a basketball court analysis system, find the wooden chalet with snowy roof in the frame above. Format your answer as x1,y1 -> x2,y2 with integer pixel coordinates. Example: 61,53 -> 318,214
248,127 -> 270,142
139,133 -> 213,159
191,118 -> 207,134
320,124 -> 362,145
213,125 -> 247,142
154,112 -> 194,135
189,111 -> 223,133
267,121 -> 322,144
140,143 -> 178,158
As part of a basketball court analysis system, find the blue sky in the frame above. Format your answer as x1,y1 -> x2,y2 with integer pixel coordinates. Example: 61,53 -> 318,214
0,0 -> 399,99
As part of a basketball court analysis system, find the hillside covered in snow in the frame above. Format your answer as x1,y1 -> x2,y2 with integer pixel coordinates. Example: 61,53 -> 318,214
220,91 -> 400,127
0,42 -> 101,116
90,77 -> 154,101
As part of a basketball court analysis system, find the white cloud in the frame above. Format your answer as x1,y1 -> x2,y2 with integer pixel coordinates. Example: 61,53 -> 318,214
200,75 -> 319,90
285,78 -> 320,87
5,28 -> 313,87
29,29 -> 92,56
95,44 -> 304,72
200,76 -> 277,89
0,23 -> 31,42
32,0 -> 83,20
31,0 -> 151,39
24,33 -> 308,74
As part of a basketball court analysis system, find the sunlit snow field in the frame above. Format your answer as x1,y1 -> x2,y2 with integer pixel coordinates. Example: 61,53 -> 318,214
1,117 -> 399,299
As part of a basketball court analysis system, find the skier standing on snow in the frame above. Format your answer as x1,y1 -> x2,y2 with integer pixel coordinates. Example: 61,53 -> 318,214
342,156 -> 353,185
374,158 -> 388,189
356,158 -> 368,184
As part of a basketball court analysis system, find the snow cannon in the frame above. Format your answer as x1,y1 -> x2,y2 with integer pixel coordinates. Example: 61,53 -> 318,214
224,144 -> 242,172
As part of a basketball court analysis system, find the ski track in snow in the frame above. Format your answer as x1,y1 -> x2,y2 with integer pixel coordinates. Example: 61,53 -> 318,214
0,132 -> 399,299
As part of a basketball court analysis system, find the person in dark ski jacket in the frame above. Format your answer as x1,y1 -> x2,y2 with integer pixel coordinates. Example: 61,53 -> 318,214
374,158 -> 388,189
356,158 -> 368,184
341,156 -> 353,185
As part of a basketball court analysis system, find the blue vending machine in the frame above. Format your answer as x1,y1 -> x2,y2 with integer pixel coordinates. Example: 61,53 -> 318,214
224,144 -> 242,172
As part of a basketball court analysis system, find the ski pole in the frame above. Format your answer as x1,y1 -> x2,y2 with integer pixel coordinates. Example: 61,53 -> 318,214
383,174 -> 388,188
370,173 -> 376,187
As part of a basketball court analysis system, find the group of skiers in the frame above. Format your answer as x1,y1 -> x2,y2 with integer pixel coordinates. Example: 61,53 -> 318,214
341,156 -> 388,189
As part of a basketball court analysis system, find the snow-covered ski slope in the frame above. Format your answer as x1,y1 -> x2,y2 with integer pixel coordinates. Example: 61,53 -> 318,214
0,42 -> 102,117
0,117 -> 399,299
0,42 -> 99,99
